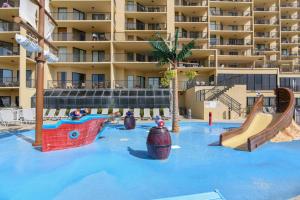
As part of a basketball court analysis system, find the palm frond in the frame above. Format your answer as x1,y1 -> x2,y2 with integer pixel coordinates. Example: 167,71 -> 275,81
177,40 -> 195,61
149,34 -> 174,65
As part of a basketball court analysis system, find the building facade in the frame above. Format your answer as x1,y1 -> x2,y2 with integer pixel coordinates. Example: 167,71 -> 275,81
1,0 -> 300,118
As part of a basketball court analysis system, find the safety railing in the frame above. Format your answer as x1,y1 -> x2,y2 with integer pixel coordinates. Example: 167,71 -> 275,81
48,80 -> 111,89
52,32 -> 111,41
125,4 -> 167,12
51,12 -> 111,21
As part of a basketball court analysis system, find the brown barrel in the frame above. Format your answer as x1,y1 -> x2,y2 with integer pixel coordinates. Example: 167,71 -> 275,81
147,127 -> 171,159
124,115 -> 136,129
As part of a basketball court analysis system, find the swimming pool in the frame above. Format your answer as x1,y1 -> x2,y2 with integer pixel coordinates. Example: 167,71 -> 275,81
0,122 -> 300,200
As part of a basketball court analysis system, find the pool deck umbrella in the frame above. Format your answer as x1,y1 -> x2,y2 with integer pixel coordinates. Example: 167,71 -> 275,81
14,0 -> 57,146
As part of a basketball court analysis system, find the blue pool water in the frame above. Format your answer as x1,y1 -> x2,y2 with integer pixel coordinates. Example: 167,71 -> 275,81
0,122 -> 300,200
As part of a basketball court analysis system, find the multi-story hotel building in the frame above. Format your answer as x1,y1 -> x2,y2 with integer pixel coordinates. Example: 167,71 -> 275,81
1,0 -> 300,120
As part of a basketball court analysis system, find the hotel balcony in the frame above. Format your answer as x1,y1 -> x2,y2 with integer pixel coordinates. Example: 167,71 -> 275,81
125,4 -> 167,12
0,77 -> 19,87
281,53 -> 299,59
281,38 -> 300,44
48,80 -> 111,90
114,32 -> 169,42
210,39 -> 252,46
0,22 -> 19,32
279,66 -> 300,73
56,53 -> 110,63
178,61 -> 215,68
177,31 -> 207,40
114,53 -> 157,63
114,80 -> 167,89
281,3 -> 300,8
210,25 -> 252,32
254,48 -> 280,55
210,0 -> 252,3
52,32 -> 111,41
210,10 -> 251,17
0,46 -> 19,56
175,0 -> 208,7
281,15 -> 300,20
175,16 -> 208,22
0,77 -> 35,88
51,12 -> 111,21
254,19 -> 279,25
125,23 -> 167,31
0,0 -> 19,8
254,6 -> 279,12
281,27 -> 300,31
254,32 -> 279,38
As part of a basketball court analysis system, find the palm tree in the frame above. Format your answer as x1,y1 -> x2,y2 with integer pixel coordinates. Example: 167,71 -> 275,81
149,30 -> 195,132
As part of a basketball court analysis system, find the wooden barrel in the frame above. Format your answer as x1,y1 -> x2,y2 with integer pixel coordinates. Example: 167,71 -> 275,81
124,115 -> 136,129
147,127 -> 171,159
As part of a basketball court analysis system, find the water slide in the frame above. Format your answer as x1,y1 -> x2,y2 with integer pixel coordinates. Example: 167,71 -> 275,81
220,88 -> 295,151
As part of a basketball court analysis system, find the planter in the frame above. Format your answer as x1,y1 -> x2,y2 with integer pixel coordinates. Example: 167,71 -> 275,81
147,126 -> 171,159
124,115 -> 136,129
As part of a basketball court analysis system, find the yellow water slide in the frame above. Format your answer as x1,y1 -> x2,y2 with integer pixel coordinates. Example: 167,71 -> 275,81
222,112 -> 273,149
220,88 -> 295,152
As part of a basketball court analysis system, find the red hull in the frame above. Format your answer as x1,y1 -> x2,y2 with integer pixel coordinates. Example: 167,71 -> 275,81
42,117 -> 106,152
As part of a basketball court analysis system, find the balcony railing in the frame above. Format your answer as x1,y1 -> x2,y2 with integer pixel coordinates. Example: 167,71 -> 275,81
282,27 -> 300,31
210,0 -> 251,2
178,61 -> 215,68
210,39 -> 252,46
0,22 -> 19,31
281,15 -> 300,19
52,32 -> 111,41
125,23 -> 167,30
52,12 -> 111,21
175,16 -> 208,22
281,39 -> 300,44
57,53 -> 110,62
126,5 -> 167,12
175,0 -> 208,6
282,53 -> 299,57
114,32 -> 170,41
210,10 -> 251,16
255,32 -> 279,38
0,46 -> 19,56
254,7 -> 278,11
280,66 -> 300,73
114,80 -> 167,89
114,53 -> 158,62
254,19 -> 278,25
48,80 -> 111,89
281,3 -> 300,8
210,25 -> 252,31
254,48 -> 279,54
0,77 -> 19,87
177,31 -> 207,39
0,0 -> 19,8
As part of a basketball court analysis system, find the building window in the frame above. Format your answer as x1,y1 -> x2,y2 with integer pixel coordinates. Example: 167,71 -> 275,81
280,77 -> 300,91
73,48 -> 86,62
0,96 -> 11,107
148,77 -> 160,89
58,8 -> 67,20
218,74 -> 277,91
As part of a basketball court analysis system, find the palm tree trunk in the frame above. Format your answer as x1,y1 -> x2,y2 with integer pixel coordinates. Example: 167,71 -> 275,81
172,67 -> 180,133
